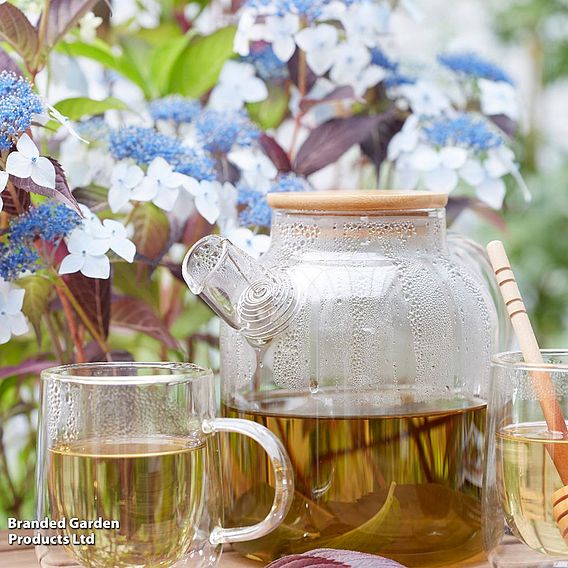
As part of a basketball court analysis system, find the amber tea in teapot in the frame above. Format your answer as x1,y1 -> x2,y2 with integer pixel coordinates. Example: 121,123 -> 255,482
183,191 -> 506,566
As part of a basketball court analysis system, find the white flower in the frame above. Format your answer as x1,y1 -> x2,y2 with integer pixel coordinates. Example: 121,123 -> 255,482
140,157 -> 186,212
264,14 -> 300,62
410,144 -> 468,192
47,104 -> 88,143
97,219 -> 136,263
330,42 -> 371,85
295,25 -> 338,76
0,280 -> 29,345
59,228 -> 111,279
396,80 -> 450,117
5,134 -> 56,189
108,162 -> 147,213
227,227 -> 270,259
209,61 -> 268,111
387,115 -> 420,160
228,150 -> 277,193
234,8 -> 267,56
479,79 -> 519,121
182,178 -> 223,225
78,12 -> 103,43
339,2 -> 391,47
349,65 -> 385,97
460,146 -> 527,209
0,170 -> 8,213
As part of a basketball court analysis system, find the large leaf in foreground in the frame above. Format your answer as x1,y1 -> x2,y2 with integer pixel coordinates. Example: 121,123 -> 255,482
132,203 -> 170,262
293,115 -> 388,176
0,4 -> 38,63
54,97 -> 128,121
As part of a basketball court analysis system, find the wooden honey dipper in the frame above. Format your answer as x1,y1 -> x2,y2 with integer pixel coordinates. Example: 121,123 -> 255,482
487,240 -> 568,542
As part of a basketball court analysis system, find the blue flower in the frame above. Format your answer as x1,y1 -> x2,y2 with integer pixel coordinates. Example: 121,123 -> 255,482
238,185 -> 271,227
0,201 -> 80,280
383,72 -> 416,89
108,125 -> 216,180
438,52 -> 514,85
195,109 -> 260,154
149,96 -> 202,124
8,201 -> 81,243
242,44 -> 289,81
0,71 -> 43,151
75,116 -> 110,141
424,114 -> 503,151
370,47 -> 398,72
238,173 -> 311,228
245,0 -> 360,21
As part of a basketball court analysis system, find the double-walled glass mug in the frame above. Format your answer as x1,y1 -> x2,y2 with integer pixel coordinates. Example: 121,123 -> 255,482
35,363 -> 294,568
484,351 -> 568,567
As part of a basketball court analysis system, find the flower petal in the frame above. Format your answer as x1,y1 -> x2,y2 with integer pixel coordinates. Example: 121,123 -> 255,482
460,159 -> 485,186
108,185 -> 131,213
476,177 -> 506,209
31,157 -> 56,189
81,255 -> 110,279
196,195 -> 220,224
410,144 -> 441,172
423,166 -> 458,193
272,36 -> 296,62
9,312 -> 28,336
59,253 -> 85,275
440,146 -> 468,170
132,178 -> 158,202
16,133 -> 39,159
243,77 -> 268,103
0,171 -> 8,192
111,238 -> 136,263
153,187 -> 180,211
5,289 -> 25,314
5,152 -> 32,179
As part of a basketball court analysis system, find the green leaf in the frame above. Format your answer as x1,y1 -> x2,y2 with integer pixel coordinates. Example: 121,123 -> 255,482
53,96 -> 128,121
150,32 -> 195,96
17,275 -> 52,331
247,85 -> 289,130
0,4 -> 38,63
58,39 -> 151,97
113,262 -> 160,309
132,203 -> 170,261
168,26 -> 236,97
171,300 -> 215,339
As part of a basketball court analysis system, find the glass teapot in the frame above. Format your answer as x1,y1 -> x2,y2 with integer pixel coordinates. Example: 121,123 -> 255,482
183,191 -> 506,567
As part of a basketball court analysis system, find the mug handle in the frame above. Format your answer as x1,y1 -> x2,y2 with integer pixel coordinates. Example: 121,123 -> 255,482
202,418 -> 294,545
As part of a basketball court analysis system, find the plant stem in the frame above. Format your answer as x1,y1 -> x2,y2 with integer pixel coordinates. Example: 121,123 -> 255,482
31,0 -> 51,79
55,285 -> 86,363
51,269 -> 110,356
45,313 -> 65,363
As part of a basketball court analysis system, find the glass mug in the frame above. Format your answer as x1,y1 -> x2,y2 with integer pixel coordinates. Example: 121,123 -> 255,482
484,350 -> 568,567
35,363 -> 294,568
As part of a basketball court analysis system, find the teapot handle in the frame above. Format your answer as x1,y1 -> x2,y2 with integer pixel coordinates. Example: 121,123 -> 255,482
447,231 -> 513,351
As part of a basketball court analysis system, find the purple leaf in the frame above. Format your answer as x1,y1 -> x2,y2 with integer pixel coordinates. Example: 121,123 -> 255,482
0,3 -> 38,63
37,0 -> 99,50
260,134 -> 292,173
305,549 -> 405,567
489,114 -> 517,138
64,273 -> 111,340
0,357 -> 53,380
359,110 -> 404,175
11,158 -> 82,215
447,196 -> 506,230
293,115 -> 388,177
288,49 -> 317,92
1,185 -> 31,216
0,45 -> 25,76
111,296 -> 180,350
299,86 -> 356,114
268,557 -> 346,568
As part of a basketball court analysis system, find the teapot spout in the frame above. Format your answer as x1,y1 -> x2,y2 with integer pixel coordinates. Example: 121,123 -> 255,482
182,235 -> 299,344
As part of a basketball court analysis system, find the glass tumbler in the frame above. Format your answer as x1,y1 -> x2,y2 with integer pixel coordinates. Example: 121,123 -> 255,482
484,350 -> 568,567
35,363 -> 293,568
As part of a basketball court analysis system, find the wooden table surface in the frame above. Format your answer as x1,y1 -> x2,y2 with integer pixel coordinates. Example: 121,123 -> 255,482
0,530 -> 491,568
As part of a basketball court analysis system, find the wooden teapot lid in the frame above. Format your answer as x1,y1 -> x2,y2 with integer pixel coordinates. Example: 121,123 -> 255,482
267,190 -> 448,211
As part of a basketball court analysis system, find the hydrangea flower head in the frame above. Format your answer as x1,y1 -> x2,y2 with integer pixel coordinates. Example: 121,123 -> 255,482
174,148 -> 217,181
424,114 -> 503,152
195,109 -> 260,154
0,242 -> 40,281
383,72 -> 416,89
0,71 -> 43,150
75,116 -> 110,141
243,44 -> 289,81
9,201 -> 81,243
244,0 -> 360,21
149,96 -> 202,124
438,52 -> 514,85
238,173 -> 311,228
